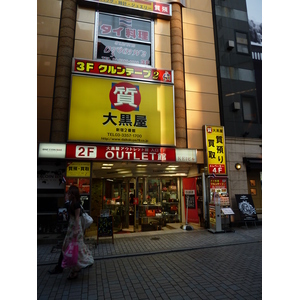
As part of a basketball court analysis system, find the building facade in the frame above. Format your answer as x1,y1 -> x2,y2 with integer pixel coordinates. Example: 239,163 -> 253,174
211,0 -> 262,218
37,0 -> 261,235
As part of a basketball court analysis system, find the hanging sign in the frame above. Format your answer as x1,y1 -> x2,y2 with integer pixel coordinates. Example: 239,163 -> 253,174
204,125 -> 227,175
73,58 -> 173,84
68,75 -> 175,146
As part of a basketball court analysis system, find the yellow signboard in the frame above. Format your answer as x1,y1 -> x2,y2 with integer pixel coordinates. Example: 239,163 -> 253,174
66,162 -> 91,177
68,75 -> 175,146
204,125 -> 227,175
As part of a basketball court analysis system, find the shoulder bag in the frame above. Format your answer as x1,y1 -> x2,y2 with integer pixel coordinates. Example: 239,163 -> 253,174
80,205 -> 93,230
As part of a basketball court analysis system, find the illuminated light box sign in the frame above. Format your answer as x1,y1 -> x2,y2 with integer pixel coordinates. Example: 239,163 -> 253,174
38,143 -> 66,159
66,162 -> 91,177
204,125 -> 227,175
79,0 -> 172,18
66,144 -> 197,163
66,144 -> 176,162
68,75 -> 175,146
73,59 -> 173,84
176,149 -> 196,163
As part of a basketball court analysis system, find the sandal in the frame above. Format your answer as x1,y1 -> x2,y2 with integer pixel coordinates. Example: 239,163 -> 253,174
67,271 -> 78,280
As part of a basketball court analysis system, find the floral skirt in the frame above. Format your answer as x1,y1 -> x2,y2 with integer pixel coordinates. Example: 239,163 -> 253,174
62,215 -> 94,271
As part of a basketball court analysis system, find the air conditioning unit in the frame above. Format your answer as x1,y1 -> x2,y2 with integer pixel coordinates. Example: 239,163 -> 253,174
233,102 -> 240,111
227,40 -> 235,50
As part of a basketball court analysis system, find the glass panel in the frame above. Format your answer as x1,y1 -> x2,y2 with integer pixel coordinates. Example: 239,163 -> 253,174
242,97 -> 257,122
96,12 -> 152,66
236,32 -> 249,54
161,177 -> 179,223
97,38 -> 151,65
146,178 -> 160,204
98,13 -> 151,43
237,44 -> 249,54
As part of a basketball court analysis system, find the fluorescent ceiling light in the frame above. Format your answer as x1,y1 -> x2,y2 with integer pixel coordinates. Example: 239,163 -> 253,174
103,163 -> 114,166
137,164 -> 147,167
101,167 -> 112,169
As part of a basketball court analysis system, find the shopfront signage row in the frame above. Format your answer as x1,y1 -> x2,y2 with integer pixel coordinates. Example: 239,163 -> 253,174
73,58 -> 173,84
78,0 -> 172,18
39,143 -> 197,163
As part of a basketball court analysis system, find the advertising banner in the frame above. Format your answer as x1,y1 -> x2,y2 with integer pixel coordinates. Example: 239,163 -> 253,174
73,58 -> 173,83
204,125 -> 227,175
98,13 -> 151,42
66,162 -> 91,177
66,144 -> 176,162
68,75 -> 175,146
79,0 -> 171,18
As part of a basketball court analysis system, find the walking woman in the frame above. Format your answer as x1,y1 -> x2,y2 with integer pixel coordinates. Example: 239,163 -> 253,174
62,185 -> 94,279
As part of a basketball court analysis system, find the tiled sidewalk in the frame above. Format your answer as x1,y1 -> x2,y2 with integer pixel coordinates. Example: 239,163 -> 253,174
37,226 -> 262,266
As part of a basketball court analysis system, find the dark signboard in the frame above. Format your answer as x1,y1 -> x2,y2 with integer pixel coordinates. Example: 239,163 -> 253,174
97,216 -> 114,244
235,194 -> 257,218
185,193 -> 195,209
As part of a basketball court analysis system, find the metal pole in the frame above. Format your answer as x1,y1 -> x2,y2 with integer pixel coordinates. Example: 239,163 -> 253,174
185,196 -> 188,225
202,172 -> 209,229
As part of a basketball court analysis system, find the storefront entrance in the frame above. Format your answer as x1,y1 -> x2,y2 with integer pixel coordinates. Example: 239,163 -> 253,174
96,174 -> 183,232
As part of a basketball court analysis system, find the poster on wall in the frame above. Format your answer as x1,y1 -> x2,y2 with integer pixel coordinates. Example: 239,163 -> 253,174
37,163 -> 66,189
68,75 -> 175,146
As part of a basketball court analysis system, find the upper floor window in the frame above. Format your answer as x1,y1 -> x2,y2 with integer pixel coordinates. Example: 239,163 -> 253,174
236,32 -> 249,54
94,12 -> 153,67
242,96 -> 258,122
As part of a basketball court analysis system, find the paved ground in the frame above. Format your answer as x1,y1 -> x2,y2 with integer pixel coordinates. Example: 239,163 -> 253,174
37,225 -> 262,299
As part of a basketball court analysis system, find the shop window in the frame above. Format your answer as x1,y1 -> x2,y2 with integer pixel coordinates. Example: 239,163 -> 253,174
242,96 -> 258,122
236,32 -> 249,54
94,12 -> 153,67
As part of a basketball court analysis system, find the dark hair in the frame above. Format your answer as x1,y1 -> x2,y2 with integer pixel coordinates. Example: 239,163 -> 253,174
68,185 -> 80,215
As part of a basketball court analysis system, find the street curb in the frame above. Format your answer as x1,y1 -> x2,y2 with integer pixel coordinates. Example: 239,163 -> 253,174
37,239 -> 262,267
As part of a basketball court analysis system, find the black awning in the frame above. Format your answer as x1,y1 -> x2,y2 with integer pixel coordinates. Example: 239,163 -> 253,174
243,157 -> 262,170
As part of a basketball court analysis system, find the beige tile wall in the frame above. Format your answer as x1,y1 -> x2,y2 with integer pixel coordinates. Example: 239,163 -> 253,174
154,19 -> 171,69
74,8 -> 95,59
183,0 -> 220,161
37,0 -> 62,143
